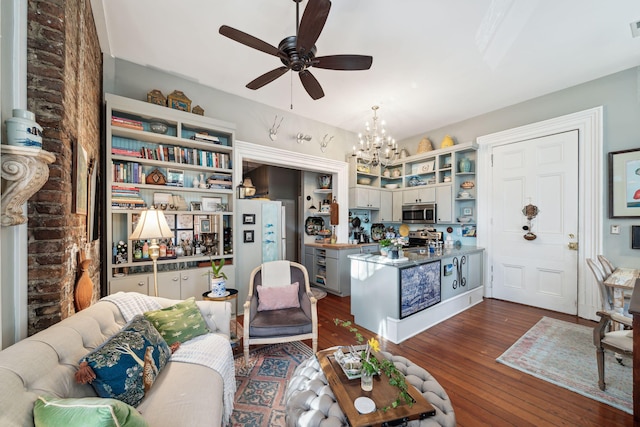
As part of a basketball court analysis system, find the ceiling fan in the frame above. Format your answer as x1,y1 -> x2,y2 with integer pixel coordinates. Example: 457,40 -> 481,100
219,0 -> 373,100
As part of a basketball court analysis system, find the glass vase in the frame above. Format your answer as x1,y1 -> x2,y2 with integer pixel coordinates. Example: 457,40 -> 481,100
361,371 -> 373,391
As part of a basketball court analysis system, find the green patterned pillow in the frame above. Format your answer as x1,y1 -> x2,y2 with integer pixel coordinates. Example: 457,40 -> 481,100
143,297 -> 211,346
79,315 -> 171,407
33,396 -> 148,427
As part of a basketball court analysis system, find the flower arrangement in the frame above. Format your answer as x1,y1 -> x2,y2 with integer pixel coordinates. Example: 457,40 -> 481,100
334,319 -> 413,411
388,237 -> 407,249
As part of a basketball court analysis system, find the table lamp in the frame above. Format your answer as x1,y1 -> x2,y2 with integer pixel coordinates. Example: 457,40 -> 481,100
129,207 -> 174,296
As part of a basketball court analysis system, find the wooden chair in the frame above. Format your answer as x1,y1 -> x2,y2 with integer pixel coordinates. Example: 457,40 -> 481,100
243,261 -> 318,365
597,254 -> 615,277
593,310 -> 633,390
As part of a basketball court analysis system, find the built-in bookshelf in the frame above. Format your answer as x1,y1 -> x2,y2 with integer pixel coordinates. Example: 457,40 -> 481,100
105,94 -> 237,299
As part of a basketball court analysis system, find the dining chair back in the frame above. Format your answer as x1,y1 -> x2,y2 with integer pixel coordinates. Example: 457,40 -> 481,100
586,258 -> 614,311
597,255 -> 615,277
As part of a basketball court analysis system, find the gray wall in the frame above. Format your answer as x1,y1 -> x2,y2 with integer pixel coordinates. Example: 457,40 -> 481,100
104,58 -> 356,161
398,67 -> 640,267
105,57 -> 640,268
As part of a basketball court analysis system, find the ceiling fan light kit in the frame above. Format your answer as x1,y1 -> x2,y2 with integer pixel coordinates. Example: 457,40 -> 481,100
219,0 -> 372,100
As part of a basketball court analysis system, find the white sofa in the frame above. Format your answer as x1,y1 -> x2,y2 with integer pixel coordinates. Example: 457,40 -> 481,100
0,295 -> 232,426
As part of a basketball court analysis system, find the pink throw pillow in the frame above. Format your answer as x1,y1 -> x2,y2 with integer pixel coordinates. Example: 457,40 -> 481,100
257,282 -> 301,311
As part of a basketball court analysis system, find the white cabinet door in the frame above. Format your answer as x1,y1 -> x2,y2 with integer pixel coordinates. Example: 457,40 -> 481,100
436,184 -> 453,223
377,191 -> 393,221
109,274 -> 149,295
180,268 -> 212,300
392,191 -> 403,222
350,187 -> 380,209
403,187 -> 435,204
466,251 -> 483,290
157,271 -> 183,300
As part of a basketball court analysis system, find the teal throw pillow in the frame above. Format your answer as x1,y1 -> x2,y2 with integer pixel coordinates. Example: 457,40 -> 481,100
33,396 -> 148,427
143,297 -> 211,346
79,315 -> 171,407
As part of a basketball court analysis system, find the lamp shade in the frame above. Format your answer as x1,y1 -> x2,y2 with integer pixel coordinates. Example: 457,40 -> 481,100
129,208 -> 174,240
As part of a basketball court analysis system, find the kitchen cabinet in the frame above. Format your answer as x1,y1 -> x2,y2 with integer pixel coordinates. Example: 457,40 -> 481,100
349,187 -> 380,209
305,245 -> 377,296
402,187 -> 435,204
375,190 -> 393,222
436,184 -> 453,223
392,191 -> 403,222
440,251 -> 483,300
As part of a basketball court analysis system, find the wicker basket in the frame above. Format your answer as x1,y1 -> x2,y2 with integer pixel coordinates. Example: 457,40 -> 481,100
417,137 -> 433,154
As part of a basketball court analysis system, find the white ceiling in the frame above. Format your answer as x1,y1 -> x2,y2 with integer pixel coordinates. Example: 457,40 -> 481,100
91,0 -> 640,141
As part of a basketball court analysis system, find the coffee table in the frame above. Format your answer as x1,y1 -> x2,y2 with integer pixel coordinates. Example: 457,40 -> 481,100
316,348 -> 436,427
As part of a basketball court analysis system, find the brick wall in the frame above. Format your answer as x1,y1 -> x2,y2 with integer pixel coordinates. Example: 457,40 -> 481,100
26,0 -> 102,334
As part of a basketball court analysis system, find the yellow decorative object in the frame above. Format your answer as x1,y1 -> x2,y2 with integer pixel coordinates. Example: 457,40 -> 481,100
440,135 -> 455,148
417,137 -> 433,153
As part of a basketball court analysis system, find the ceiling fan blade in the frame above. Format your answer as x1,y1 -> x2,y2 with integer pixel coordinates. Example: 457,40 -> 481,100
296,0 -> 331,54
246,67 -> 289,90
313,55 -> 373,70
299,70 -> 325,100
219,25 -> 280,56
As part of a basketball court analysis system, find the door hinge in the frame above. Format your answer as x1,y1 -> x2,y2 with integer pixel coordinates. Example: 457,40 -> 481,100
491,153 -> 494,167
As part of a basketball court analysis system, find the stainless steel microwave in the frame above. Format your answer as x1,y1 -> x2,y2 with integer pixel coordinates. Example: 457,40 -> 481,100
402,203 -> 437,224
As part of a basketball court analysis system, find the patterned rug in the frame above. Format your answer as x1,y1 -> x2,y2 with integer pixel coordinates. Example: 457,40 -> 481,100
231,341 -> 314,427
497,316 -> 632,414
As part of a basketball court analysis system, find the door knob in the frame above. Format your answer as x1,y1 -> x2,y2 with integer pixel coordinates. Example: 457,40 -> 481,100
568,234 -> 578,250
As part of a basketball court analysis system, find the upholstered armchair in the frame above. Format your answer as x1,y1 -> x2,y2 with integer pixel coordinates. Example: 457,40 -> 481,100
243,261 -> 318,364
593,310 -> 633,391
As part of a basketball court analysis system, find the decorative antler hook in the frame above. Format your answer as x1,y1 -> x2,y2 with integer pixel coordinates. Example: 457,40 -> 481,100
320,134 -> 334,152
269,115 -> 284,141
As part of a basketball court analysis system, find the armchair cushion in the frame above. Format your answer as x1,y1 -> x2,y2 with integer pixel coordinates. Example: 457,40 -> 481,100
249,307 -> 312,338
257,282 -> 300,311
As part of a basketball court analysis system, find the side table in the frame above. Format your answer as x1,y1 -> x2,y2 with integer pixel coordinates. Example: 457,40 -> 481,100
203,289 -> 239,350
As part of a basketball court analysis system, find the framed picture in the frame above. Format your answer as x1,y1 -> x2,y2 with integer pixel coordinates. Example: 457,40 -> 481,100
166,168 -> 184,187
163,213 -> 175,230
178,229 -> 193,243
176,214 -> 193,229
201,219 -> 211,233
190,201 -> 201,211
202,197 -> 222,211
243,230 -> 255,243
609,148 -> 640,218
72,141 -> 88,215
243,214 -> 256,224
462,207 -> 473,216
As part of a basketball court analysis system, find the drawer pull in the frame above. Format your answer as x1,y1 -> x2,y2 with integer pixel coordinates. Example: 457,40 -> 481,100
137,282 -> 145,287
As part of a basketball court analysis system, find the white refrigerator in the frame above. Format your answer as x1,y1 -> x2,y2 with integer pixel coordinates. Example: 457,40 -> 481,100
235,199 -> 286,299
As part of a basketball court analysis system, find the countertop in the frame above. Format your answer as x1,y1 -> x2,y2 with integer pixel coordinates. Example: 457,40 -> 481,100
305,242 -> 379,250
348,246 -> 485,267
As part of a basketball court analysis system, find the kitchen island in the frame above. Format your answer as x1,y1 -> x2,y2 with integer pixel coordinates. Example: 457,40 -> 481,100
349,247 -> 485,344
304,242 -> 379,296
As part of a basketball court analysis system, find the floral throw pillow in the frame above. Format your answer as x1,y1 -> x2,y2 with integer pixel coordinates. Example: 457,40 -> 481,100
78,315 -> 171,407
143,297 -> 211,346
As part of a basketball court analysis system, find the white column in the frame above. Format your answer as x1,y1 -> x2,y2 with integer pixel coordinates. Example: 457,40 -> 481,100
0,0 -> 29,348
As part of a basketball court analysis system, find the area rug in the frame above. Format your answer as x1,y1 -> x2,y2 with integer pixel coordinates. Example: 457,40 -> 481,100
496,316 -> 632,414
231,341 -> 314,427
310,287 -> 327,300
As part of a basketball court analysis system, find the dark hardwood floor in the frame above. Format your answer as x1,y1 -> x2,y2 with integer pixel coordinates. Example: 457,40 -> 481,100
302,294 -> 632,427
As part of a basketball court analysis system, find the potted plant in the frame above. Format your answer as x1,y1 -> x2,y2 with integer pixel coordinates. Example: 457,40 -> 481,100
378,238 -> 391,256
208,258 -> 228,297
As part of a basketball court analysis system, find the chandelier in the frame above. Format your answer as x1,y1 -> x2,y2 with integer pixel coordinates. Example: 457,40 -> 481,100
352,105 -> 398,167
